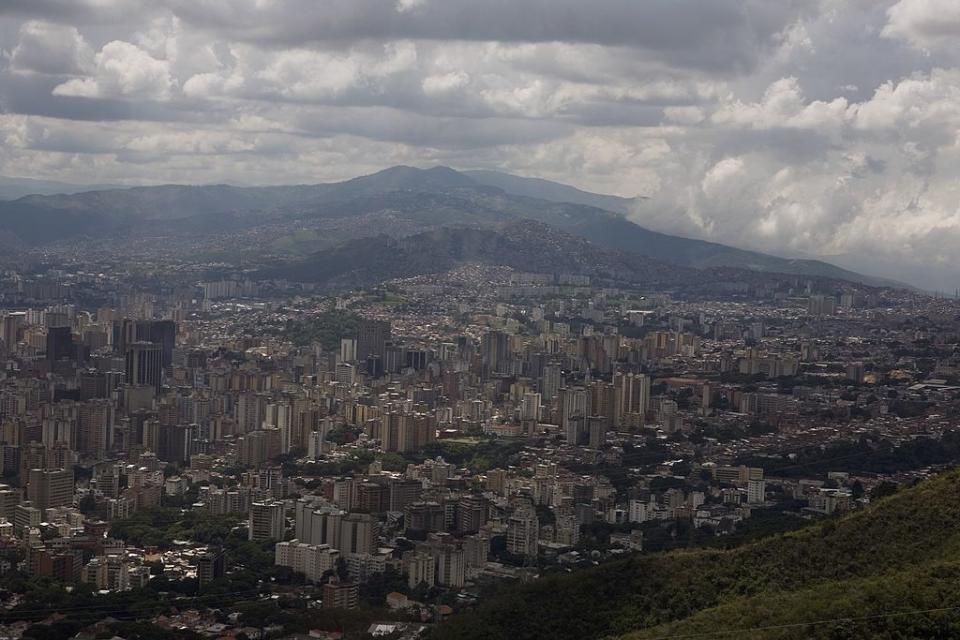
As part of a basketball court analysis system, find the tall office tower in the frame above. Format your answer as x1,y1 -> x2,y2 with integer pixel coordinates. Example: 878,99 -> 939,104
116,319 -> 177,367
365,355 -> 384,379
480,330 -> 511,375
248,500 -> 285,541
126,341 -> 162,392
116,318 -> 138,353
560,386 -> 587,444
78,400 -> 113,458
159,424 -> 192,464
146,320 -> 177,368
384,344 -> 405,374
340,338 -> 357,363
45,326 -> 75,364
540,362 -> 562,401
357,319 -> 391,363
615,372 -> 651,427
26,469 -> 74,511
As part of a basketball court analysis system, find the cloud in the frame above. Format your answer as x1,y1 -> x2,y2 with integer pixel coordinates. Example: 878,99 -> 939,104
3,0 -> 960,288
52,40 -> 175,99
883,0 -> 960,51
9,21 -> 94,75
162,0 -> 806,73
0,0 -> 153,24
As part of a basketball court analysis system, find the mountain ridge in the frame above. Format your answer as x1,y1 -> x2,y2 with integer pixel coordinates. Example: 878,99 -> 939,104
0,166 -> 905,289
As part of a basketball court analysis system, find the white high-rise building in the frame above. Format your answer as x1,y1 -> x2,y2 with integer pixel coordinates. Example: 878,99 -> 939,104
747,479 -> 766,505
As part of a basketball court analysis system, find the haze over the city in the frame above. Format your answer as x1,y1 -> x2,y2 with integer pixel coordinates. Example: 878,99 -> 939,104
1,0 -> 959,289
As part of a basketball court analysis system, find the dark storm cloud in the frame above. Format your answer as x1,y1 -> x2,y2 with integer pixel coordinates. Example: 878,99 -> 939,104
0,0 -> 150,24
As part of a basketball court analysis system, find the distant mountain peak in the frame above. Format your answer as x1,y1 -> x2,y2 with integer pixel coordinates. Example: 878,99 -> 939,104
356,164 -> 478,190
0,165 -> 905,289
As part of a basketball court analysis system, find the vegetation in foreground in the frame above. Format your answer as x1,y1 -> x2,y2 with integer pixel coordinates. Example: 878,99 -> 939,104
431,469 -> 960,640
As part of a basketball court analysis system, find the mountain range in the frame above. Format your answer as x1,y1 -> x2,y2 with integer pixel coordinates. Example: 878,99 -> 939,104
0,166 -> 904,289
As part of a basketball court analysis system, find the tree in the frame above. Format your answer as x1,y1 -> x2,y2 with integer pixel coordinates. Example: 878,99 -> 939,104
871,481 -> 898,501
851,480 -> 865,500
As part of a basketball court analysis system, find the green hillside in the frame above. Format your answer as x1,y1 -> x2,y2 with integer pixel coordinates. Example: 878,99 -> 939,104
430,470 -> 960,640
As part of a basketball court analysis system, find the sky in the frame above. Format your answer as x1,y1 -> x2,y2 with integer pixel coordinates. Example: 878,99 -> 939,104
1,0 -> 959,289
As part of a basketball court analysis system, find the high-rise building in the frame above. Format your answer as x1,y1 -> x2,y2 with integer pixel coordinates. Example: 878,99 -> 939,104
587,382 -> 616,429
587,416 -> 607,449
126,341 -> 162,392
197,548 -> 226,588
249,500 -> 285,541
423,534 -> 466,588
78,400 -> 113,458
339,338 -> 357,363
0,485 -> 22,521
27,469 -> 73,510
456,494 -> 487,534
560,386 -> 587,444
520,392 -> 541,422
540,362 -> 562,401
117,319 -> 177,367
357,320 -> 391,363
507,501 -> 540,558
338,512 -> 375,556
26,469 -> 74,511
403,550 -> 435,589
480,330 -> 511,375
615,372 -> 650,427
747,479 -> 766,505
45,326 -> 75,364
1,312 -> 25,350
808,295 -> 837,317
